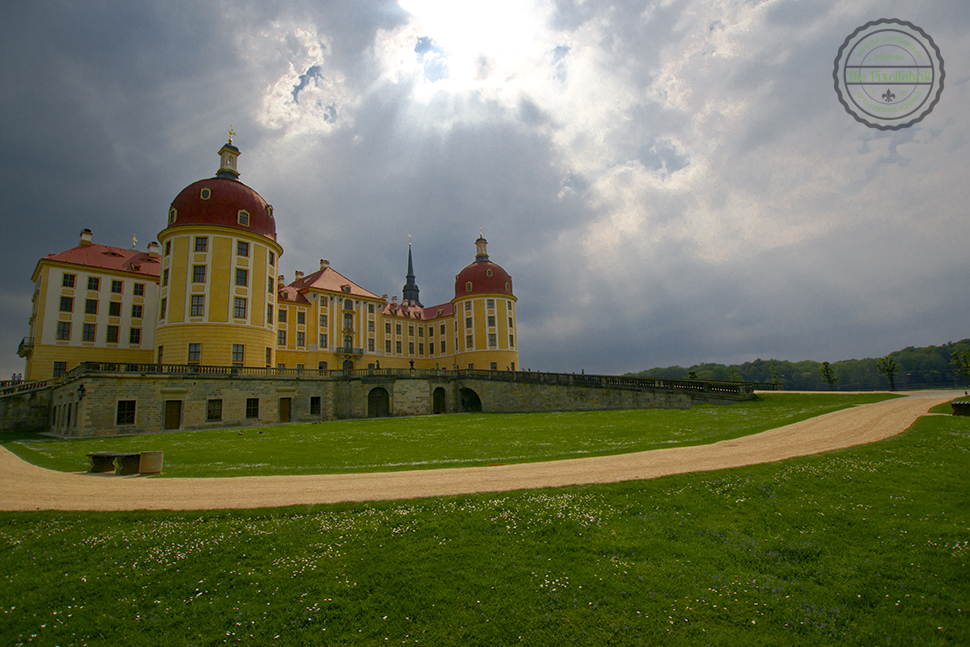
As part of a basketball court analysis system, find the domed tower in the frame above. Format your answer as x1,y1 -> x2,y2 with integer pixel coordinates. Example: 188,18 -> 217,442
154,138 -> 283,368
452,233 -> 518,371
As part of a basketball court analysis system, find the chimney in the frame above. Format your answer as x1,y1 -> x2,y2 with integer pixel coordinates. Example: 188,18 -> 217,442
320,259 -> 329,270
391,296 -> 398,304
295,270 -> 304,282
147,241 -> 160,258
277,274 -> 285,289
79,229 -> 93,247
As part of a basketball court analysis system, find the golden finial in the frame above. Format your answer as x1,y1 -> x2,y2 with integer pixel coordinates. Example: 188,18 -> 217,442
132,235 -> 138,249
228,125 -> 236,144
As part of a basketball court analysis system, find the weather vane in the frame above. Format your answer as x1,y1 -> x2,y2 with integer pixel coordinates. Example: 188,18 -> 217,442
228,125 -> 235,144
132,235 -> 138,249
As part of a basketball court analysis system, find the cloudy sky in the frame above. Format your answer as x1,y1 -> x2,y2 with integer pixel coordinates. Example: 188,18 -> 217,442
1,0 -> 968,378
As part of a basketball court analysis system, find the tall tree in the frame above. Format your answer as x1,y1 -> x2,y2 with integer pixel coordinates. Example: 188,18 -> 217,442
820,361 -> 840,391
952,349 -> 970,388
877,357 -> 899,391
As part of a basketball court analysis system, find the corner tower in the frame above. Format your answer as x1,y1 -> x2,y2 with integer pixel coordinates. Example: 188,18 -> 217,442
154,137 -> 283,368
452,233 -> 518,371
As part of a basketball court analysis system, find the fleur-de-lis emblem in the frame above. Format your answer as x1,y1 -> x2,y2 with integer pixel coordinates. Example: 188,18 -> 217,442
882,88 -> 895,102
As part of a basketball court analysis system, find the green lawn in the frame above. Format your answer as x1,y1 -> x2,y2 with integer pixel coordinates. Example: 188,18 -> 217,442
2,393 -> 897,477
0,402 -> 966,645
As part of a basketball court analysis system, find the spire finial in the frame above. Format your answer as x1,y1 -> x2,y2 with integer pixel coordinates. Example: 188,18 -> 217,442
228,125 -> 236,144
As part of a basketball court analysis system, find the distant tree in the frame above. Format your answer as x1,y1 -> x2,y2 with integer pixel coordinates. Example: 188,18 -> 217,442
769,365 -> 780,385
876,357 -> 899,391
728,367 -> 740,382
687,370 -> 698,380
952,350 -> 970,388
820,361 -> 840,391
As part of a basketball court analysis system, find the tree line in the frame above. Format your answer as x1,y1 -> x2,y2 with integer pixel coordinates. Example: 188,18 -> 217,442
626,339 -> 970,391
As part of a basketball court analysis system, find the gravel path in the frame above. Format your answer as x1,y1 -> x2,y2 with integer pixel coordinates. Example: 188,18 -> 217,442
0,392 -> 957,512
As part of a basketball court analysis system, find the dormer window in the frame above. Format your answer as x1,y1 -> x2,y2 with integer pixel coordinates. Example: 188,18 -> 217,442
238,210 -> 250,226
267,205 -> 274,218
168,208 -> 177,224
466,281 -> 473,292
200,187 -> 211,200
486,269 -> 493,277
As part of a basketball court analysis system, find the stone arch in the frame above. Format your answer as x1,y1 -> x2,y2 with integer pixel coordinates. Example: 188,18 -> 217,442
367,387 -> 390,418
458,387 -> 482,413
432,387 -> 446,414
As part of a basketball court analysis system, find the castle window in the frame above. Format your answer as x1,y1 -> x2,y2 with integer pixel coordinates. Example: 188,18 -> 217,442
385,340 -> 391,353
56,321 -> 71,340
87,277 -> 100,291
232,344 -> 244,364
193,265 -> 206,283
207,399 -> 222,421
396,324 -> 402,335
396,341 -> 402,354
465,317 -> 472,329
116,401 -> 136,425
269,251 -> 275,266
487,315 -> 495,327
109,301 -> 121,317
466,334 -> 473,348
267,206 -> 274,218
323,315 -> 330,327
297,311 -> 305,325
133,283 -> 144,297
188,343 -> 201,363
267,305 -> 273,324
62,273 -> 75,288
238,211 -> 250,226
106,325 -> 119,343
277,330 -> 286,346
509,334 -> 514,347
368,339 -> 375,352
368,304 -> 375,314
234,297 -> 246,319
246,398 -> 259,419
278,309 -> 286,323
82,323 -> 96,342
59,296 -> 73,312
169,208 -> 177,224
265,348 -> 272,366
466,282 -> 472,292
297,332 -> 305,347
129,328 -> 141,345
191,295 -> 204,316
235,268 -> 248,286
310,396 -> 321,415
237,241 -> 249,256
409,325 -> 414,336
486,269 -> 493,277
509,317 -> 513,328
368,321 -> 375,332
409,342 -> 414,354
131,304 -> 142,319
505,282 -> 510,293
320,334 -> 328,347
440,324 -> 446,335
487,299 -> 494,309
384,322 -> 390,334
200,187 -> 211,200
465,302 -> 471,311
195,237 -> 208,252
165,241 -> 171,255
429,342 -> 434,354
162,269 -> 169,286
441,340 -> 446,353
111,280 -> 123,294
418,342 -> 424,355
53,361 -> 67,377
159,299 -> 166,319
488,333 -> 496,347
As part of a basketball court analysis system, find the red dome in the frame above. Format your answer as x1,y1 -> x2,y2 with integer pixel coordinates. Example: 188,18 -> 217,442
166,177 -> 276,240
455,260 -> 513,297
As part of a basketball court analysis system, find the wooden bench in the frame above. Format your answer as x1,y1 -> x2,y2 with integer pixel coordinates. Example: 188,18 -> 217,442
87,451 -> 163,475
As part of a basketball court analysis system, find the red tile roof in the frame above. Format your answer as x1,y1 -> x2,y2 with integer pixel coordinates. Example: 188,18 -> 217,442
38,243 -> 161,279
290,266 -> 380,299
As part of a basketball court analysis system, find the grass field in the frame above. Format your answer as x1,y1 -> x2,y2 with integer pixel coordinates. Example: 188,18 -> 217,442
2,393 -> 896,477
1,395 -> 968,645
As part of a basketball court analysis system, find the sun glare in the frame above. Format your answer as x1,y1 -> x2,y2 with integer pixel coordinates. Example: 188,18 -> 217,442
398,0 -> 545,91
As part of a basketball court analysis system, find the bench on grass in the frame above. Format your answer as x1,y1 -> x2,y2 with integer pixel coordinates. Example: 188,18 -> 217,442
87,451 -> 163,475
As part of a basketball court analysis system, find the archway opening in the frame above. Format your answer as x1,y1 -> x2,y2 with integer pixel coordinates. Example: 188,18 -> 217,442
458,388 -> 482,413
368,387 -> 390,418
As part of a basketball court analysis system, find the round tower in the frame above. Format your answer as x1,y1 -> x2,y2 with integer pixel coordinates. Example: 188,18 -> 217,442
452,234 -> 518,371
154,138 -> 283,367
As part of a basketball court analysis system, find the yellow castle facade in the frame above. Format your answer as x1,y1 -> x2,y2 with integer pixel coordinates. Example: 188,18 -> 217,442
19,140 -> 519,380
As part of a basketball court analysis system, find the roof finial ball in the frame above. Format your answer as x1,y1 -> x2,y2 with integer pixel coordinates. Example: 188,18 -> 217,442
228,125 -> 235,144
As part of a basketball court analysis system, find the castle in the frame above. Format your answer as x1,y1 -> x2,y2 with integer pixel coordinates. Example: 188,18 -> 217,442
18,138 -> 519,382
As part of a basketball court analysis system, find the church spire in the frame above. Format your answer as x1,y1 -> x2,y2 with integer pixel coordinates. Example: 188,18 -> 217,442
402,238 -> 422,306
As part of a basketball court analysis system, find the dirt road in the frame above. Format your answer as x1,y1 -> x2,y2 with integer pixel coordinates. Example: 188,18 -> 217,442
0,392 -> 957,511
